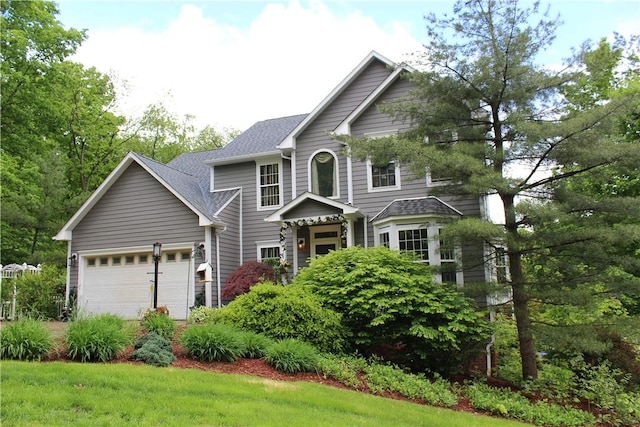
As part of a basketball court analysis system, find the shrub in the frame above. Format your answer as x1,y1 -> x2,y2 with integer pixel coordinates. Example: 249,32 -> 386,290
214,282 -> 347,353
237,330 -> 275,359
141,309 -> 175,340
64,314 -> 133,362
0,318 -> 53,361
221,260 -> 275,300
12,264 -> 66,319
264,339 -> 320,374
294,246 -> 491,373
179,323 -> 243,362
317,354 -> 369,389
130,333 -> 175,367
187,306 -> 219,324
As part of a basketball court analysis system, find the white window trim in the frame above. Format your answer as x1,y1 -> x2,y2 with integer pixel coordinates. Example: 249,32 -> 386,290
424,130 -> 458,187
256,240 -> 281,262
367,159 -> 401,193
373,220 -> 463,285
256,158 -> 283,211
307,149 -> 340,199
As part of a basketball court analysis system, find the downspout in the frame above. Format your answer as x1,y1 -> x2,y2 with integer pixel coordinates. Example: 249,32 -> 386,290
363,215 -> 368,248
204,226 -> 213,308
238,187 -> 243,264
65,241 -> 72,310
216,226 -> 227,308
486,308 -> 496,377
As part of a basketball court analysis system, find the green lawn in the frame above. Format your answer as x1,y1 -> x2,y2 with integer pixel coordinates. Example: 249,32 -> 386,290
1,361 -> 529,426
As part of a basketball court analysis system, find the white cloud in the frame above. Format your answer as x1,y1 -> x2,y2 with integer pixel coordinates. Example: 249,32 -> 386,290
71,0 -> 423,130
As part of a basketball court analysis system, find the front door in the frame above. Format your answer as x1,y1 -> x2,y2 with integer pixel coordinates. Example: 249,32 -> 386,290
310,224 -> 341,257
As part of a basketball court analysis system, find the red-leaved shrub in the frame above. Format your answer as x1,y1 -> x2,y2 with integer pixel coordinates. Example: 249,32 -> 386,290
222,261 -> 275,300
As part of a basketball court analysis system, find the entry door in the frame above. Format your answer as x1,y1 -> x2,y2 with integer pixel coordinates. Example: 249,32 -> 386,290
310,224 -> 342,257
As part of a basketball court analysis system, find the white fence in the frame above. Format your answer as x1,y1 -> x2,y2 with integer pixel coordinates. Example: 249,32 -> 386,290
0,263 -> 42,320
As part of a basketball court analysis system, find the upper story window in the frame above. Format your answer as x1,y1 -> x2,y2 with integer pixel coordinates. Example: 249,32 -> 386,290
309,150 -> 338,198
424,130 -> 458,185
367,160 -> 401,192
257,160 -> 282,209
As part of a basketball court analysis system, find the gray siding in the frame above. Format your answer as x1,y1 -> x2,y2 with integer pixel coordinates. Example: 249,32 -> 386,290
216,194 -> 241,293
72,164 -> 204,251
214,158 -> 293,265
285,200 -> 342,219
69,163 -> 206,294
295,60 -> 393,199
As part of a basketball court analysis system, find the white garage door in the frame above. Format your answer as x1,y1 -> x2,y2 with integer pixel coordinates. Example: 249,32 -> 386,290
80,249 -> 194,320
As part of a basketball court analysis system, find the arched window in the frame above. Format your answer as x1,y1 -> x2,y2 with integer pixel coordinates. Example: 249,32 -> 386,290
310,151 -> 338,197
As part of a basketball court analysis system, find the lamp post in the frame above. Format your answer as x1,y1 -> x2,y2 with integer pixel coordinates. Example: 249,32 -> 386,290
152,242 -> 162,309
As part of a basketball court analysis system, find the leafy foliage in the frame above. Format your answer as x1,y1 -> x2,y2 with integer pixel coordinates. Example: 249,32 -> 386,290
214,282 -> 347,353
10,264 -> 65,320
236,330 -> 275,359
141,309 -> 175,340
294,246 -> 491,373
222,261 -> 276,300
264,339 -> 320,374
187,306 -> 218,324
363,361 -> 458,407
64,314 -> 133,362
179,323 -> 244,362
463,383 -> 595,427
0,318 -> 53,361
130,332 -> 175,367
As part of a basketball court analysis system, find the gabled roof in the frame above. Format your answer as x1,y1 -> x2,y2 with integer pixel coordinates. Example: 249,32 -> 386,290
333,62 -> 413,135
205,114 -> 307,165
370,196 -> 463,223
55,152 -> 229,240
278,51 -> 397,151
265,191 -> 362,224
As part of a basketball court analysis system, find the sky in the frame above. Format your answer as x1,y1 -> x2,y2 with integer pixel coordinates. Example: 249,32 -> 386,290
55,0 -> 639,132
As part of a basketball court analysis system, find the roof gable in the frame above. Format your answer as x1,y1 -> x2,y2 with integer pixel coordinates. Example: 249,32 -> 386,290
265,192 -> 361,224
278,51 -> 397,151
55,153 -> 225,240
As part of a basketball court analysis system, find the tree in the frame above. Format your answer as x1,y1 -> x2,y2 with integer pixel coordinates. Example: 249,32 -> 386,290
343,0 -> 640,379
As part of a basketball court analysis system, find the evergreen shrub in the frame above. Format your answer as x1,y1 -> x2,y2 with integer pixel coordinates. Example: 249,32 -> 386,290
130,332 -> 175,367
0,318 -> 53,361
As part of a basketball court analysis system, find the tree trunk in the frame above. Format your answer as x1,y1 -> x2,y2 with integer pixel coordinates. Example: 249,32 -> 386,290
503,194 -> 538,380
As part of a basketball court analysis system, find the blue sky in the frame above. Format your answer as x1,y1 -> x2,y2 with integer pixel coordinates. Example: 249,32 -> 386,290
55,0 -> 639,130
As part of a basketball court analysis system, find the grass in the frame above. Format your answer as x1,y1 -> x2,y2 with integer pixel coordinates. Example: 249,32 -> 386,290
1,361 -> 529,427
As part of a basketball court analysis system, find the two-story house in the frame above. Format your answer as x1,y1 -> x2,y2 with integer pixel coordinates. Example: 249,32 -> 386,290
55,51 -> 492,319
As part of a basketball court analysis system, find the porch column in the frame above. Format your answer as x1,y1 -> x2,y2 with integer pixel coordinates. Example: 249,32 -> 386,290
346,218 -> 355,247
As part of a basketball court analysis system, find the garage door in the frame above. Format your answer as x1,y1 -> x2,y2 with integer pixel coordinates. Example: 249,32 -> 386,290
80,249 -> 194,320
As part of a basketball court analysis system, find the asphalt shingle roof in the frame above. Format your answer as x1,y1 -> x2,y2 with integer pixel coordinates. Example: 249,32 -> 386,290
371,197 -> 463,222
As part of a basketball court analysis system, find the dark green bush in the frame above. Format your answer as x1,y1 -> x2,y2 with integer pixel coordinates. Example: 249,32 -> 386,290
213,282 -> 347,353
130,333 -> 175,367
264,339 -> 320,374
64,314 -> 133,362
179,323 -> 243,362
0,318 -> 53,361
294,246 -> 491,373
141,310 -> 176,340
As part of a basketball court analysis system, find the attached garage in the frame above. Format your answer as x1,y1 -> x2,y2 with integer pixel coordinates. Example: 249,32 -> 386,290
78,245 -> 196,320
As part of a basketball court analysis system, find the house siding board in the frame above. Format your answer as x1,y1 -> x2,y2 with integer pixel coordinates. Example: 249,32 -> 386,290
216,195 -> 241,292
295,60 -> 393,200
71,164 -> 203,252
285,200 -> 342,219
351,78 -> 415,136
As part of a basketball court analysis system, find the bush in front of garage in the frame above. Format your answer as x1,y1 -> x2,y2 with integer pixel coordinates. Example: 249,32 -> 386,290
65,313 -> 135,362
141,307 -> 175,340
130,332 -> 175,367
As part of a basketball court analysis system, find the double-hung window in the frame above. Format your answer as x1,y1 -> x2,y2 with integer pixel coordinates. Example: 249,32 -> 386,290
257,160 -> 282,209
367,160 -> 401,192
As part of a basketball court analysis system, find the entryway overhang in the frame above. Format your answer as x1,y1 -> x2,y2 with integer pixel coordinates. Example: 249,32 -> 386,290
264,191 -> 363,224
